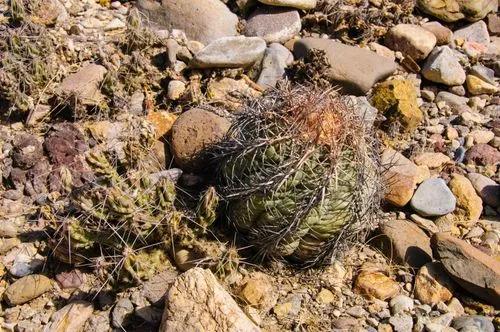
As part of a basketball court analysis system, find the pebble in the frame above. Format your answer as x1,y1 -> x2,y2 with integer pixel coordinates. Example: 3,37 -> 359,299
465,143 -> 500,166
390,295 -> 414,314
421,21 -> 452,45
389,313 -> 413,332
414,262 -> 454,306
377,220 -> 433,269
445,173 -> 483,224
44,301 -> 93,332
111,298 -> 134,328
466,75 -> 499,95
414,152 -> 451,169
410,214 -> 439,234
244,6 -> 301,43
258,0 -> 317,10
381,148 -> 419,207
451,315 -> 494,332
422,46 -> 466,86
432,233 -> 500,307
2,243 -> 44,277
470,64 -> 496,85
191,36 -> 266,68
293,38 -> 397,95
104,18 -> 125,31
470,129 -> 494,144
167,80 -> 186,101
467,173 -> 500,207
4,274 -> 52,306
257,43 -> 293,89
57,64 -> 107,106
417,0 -> 497,22
453,21 -> 491,47
354,269 -> 400,300
161,268 -> 260,331
171,108 -> 230,170
135,0 -> 238,44
411,178 -> 456,217
385,24 -> 437,61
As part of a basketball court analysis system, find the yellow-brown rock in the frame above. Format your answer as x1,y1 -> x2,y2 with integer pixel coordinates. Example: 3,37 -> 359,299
354,270 -> 400,300
371,79 -> 423,133
414,262 -> 454,305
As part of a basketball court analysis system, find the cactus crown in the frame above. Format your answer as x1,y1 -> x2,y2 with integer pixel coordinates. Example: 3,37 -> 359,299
212,86 -> 381,266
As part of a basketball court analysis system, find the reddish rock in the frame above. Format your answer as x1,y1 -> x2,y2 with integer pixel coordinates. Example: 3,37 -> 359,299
381,148 -> 418,207
465,144 -> 500,166
376,220 -> 433,270
431,233 -> 500,307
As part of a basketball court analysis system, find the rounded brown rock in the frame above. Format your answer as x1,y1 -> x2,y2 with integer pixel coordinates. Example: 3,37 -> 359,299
171,108 -> 230,171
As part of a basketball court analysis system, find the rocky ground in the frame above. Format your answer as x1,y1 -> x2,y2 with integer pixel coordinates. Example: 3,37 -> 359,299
0,0 -> 499,331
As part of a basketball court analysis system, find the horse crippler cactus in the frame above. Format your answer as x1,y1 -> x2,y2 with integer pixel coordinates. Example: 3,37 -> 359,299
212,86 -> 381,266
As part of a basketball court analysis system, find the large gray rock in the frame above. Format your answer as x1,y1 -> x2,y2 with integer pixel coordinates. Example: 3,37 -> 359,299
422,46 -> 466,86
417,0 -> 498,22
385,24 -> 437,61
293,38 -> 397,95
257,43 -> 293,89
135,0 -> 238,44
411,179 -> 456,217
258,0 -> 316,10
245,6 -> 301,43
432,233 -> 500,307
191,36 -> 267,68
160,268 -> 260,332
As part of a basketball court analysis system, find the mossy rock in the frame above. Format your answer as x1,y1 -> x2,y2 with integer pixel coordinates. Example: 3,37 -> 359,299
371,79 -> 423,133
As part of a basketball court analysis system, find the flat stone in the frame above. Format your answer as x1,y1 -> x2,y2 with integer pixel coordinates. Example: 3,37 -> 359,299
417,0 -> 498,22
470,129 -> 495,144
44,301 -> 93,332
451,315 -> 495,332
432,233 -> 500,307
171,108 -> 231,171
467,173 -> 500,207
410,214 -> 439,234
239,272 -> 277,310
453,20 -> 491,46
422,22 -> 453,45
4,274 -> 52,305
57,64 -> 107,106
135,0 -> 238,44
293,38 -> 397,95
160,268 -> 260,332
257,0 -> 317,10
207,77 -> 260,110
245,6 -> 301,43
257,43 -> 293,89
422,46 -> 466,86
381,148 -> 419,207
142,269 -> 178,305
191,36 -> 266,68
414,152 -> 451,169
414,262 -> 454,305
0,238 -> 21,255
411,178 -> 456,217
376,219 -> 433,270
385,24 -> 437,61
